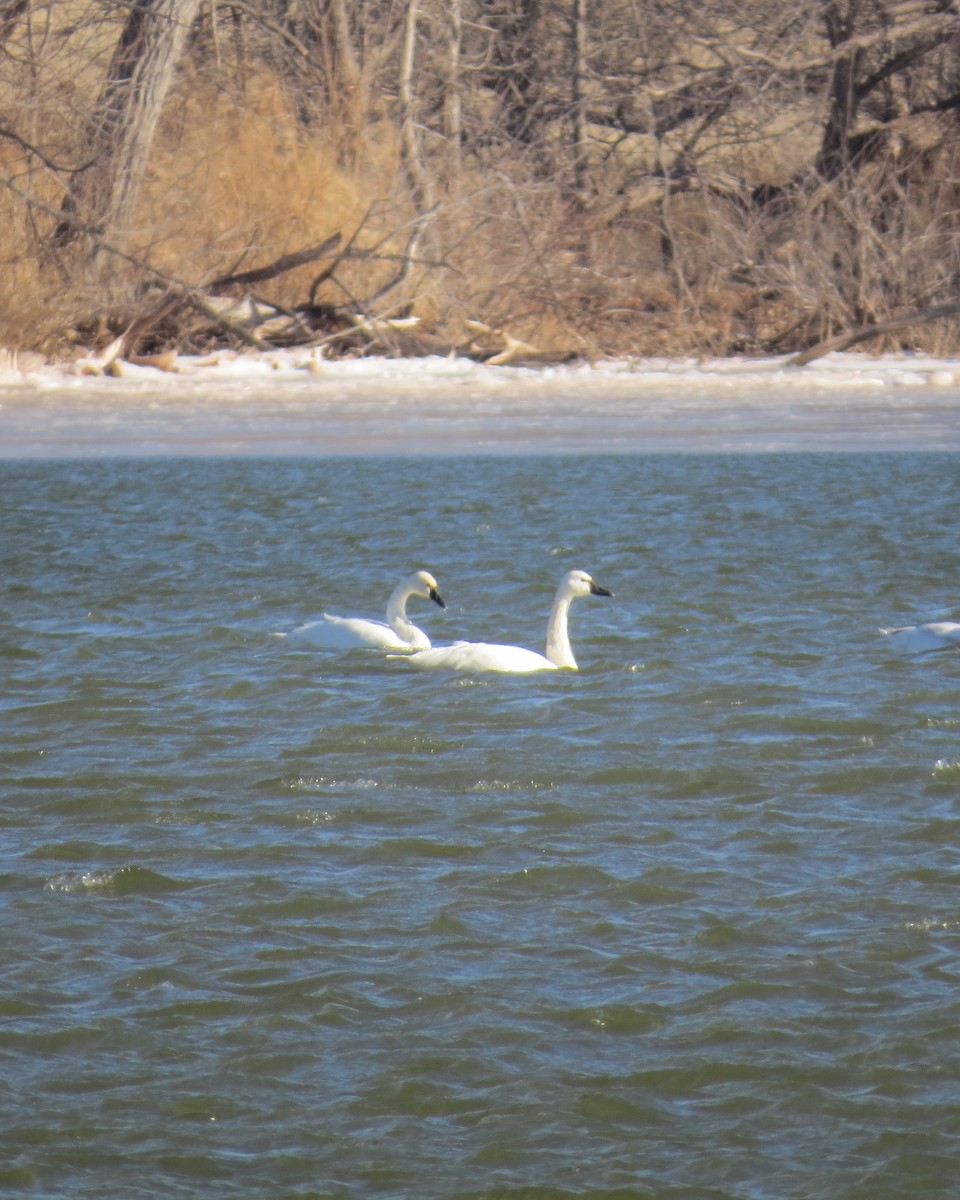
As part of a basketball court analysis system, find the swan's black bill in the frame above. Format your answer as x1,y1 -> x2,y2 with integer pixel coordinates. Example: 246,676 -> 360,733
430,588 -> 446,609
590,581 -> 613,597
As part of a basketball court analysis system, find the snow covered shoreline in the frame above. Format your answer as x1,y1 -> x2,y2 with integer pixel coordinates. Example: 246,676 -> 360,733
5,344 -> 960,389
2,349 -> 959,455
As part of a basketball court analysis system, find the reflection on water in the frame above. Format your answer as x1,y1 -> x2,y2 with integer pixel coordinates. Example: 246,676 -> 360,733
2,454 -> 960,1199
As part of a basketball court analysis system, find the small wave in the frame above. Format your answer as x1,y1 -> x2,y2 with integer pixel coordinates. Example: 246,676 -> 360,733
468,777 -> 559,793
901,916 -> 960,933
576,1090 -> 662,1127
360,836 -> 479,864
903,816 -> 960,842
288,775 -> 335,790
44,864 -> 184,896
481,863 -> 617,898
284,775 -> 382,793
555,1003 -> 669,1035
614,878 -> 698,906
294,808 -> 337,826
207,678 -> 257,699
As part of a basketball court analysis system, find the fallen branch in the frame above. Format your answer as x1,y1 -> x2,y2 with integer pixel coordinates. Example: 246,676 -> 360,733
1,170 -> 267,349
787,301 -> 960,366
2,167 -> 452,359
207,232 -> 342,291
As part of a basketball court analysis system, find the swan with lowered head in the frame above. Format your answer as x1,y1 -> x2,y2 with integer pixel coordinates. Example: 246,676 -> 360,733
283,570 -> 445,651
399,569 -> 612,673
879,621 -> 960,654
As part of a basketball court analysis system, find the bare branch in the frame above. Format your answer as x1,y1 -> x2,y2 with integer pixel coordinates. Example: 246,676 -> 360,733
789,301 -> 960,366
207,233 -> 343,291
0,126 -> 95,175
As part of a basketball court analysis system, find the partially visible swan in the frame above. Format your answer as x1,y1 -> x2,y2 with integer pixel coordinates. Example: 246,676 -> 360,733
399,569 -> 612,673
879,621 -> 960,654
284,570 -> 445,651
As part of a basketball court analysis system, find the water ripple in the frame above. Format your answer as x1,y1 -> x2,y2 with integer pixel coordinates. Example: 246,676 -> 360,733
3,454 -> 960,1199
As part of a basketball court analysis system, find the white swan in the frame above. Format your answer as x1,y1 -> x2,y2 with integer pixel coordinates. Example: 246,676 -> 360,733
879,621 -> 960,654
284,570 -> 445,651
400,569 -> 612,673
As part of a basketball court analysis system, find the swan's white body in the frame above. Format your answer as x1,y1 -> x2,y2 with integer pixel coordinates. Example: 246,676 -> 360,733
285,570 -> 445,652
401,570 -> 611,673
879,621 -> 960,654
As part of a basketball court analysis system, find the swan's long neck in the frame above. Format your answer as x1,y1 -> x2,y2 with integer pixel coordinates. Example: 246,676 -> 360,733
544,587 -> 578,669
386,581 -> 420,641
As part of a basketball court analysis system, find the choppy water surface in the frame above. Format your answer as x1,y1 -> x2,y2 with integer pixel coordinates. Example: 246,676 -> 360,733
3,454 -> 960,1199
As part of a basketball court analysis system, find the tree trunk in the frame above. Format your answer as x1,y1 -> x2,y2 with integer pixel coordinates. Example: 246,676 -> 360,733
445,0 -> 463,184
330,0 -> 361,93
54,0 -> 202,264
398,0 -> 433,213
570,0 -> 587,192
814,2 -> 862,180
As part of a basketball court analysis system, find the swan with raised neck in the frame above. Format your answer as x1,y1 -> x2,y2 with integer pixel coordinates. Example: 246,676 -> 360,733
284,570 -> 445,651
400,570 -> 611,673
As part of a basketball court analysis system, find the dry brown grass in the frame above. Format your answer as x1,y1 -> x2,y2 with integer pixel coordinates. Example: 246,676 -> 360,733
2,15 -> 960,361
141,76 -> 363,295
0,144 -> 76,351
0,67 -> 418,353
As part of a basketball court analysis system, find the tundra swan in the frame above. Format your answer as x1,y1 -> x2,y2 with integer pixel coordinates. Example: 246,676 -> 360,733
400,569 -> 611,673
285,570 -> 445,651
879,621 -> 960,654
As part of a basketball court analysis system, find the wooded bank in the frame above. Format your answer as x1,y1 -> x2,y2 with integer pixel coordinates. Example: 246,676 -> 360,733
2,1 -> 960,364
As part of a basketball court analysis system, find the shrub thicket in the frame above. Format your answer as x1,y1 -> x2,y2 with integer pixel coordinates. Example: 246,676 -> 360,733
2,1 -> 960,361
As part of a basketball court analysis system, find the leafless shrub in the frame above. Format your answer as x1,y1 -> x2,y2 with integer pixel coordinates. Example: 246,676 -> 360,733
1,1 -> 960,359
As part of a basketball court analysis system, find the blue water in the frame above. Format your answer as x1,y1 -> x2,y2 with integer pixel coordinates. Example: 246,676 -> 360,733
3,454 -> 960,1199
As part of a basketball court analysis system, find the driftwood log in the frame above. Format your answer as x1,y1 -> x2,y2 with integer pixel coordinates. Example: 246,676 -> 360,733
788,301 -> 960,366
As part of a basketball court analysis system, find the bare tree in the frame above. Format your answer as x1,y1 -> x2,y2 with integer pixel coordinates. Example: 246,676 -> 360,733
570,0 -> 587,192
444,0 -> 463,181
0,0 -> 29,47
480,0 -> 545,147
398,0 -> 433,212
54,0 -> 202,267
3,0 -> 960,357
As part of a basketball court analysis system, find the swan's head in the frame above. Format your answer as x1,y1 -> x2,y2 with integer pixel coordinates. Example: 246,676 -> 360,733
562,569 -> 612,599
414,570 -> 446,609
